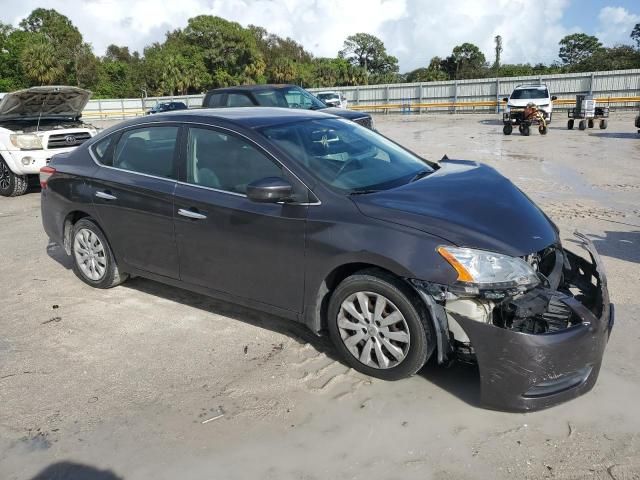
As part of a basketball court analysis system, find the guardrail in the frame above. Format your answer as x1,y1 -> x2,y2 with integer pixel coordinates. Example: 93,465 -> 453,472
348,96 -> 640,113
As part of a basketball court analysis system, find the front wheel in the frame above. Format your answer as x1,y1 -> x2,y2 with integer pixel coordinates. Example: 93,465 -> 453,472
522,124 -> 530,136
539,124 -> 548,135
327,271 -> 434,380
568,119 -> 574,130
71,218 -> 128,289
503,124 -> 513,135
600,119 -> 608,129
588,119 -> 594,129
0,158 -> 28,197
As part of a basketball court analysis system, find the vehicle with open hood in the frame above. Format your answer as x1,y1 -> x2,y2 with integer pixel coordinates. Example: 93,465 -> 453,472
0,86 -> 97,197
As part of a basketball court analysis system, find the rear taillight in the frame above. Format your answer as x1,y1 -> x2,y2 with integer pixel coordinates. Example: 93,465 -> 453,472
39,166 -> 56,189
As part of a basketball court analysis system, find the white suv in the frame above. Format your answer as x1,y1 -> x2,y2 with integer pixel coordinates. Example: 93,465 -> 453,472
503,84 -> 557,123
316,91 -> 348,109
0,86 -> 96,197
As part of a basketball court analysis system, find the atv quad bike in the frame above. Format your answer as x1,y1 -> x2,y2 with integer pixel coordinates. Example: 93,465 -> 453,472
503,103 -> 547,136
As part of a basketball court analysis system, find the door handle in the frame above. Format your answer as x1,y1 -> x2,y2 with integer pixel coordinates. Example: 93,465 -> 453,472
178,208 -> 207,220
95,191 -> 117,201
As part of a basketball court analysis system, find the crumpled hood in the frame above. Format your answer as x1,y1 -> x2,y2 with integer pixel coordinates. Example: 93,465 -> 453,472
352,159 -> 558,257
0,86 -> 91,120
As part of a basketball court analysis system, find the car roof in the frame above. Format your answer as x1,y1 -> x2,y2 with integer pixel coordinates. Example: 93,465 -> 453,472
124,107 -> 337,129
206,84 -> 297,94
514,84 -> 548,89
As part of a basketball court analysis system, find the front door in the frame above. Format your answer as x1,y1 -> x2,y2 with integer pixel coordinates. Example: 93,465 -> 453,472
173,126 -> 307,312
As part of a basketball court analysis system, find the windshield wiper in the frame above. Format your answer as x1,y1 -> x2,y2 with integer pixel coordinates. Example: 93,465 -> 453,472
409,170 -> 432,183
349,189 -> 380,196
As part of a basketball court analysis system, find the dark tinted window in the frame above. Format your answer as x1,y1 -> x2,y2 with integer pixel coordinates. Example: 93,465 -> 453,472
204,93 -> 225,107
254,86 -> 326,110
186,127 -> 282,194
91,136 -> 114,164
510,87 -> 549,100
112,126 -> 179,179
227,93 -> 254,107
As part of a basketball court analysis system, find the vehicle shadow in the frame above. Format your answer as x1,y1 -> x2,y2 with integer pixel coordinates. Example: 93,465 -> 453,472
588,230 -> 640,264
29,461 -> 123,480
588,132 -> 639,139
123,276 -> 337,357
420,359 -> 481,408
47,241 -> 484,407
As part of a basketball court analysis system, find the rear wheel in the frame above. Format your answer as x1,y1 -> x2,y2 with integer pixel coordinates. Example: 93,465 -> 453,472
327,271 -> 434,380
0,158 -> 28,197
567,119 -> 574,130
539,124 -> 548,135
502,124 -> 512,135
71,218 -> 128,289
600,119 -> 608,129
588,119 -> 594,128
578,120 -> 586,130
522,124 -> 530,136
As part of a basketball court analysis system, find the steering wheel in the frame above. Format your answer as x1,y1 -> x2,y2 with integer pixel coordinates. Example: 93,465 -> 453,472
334,158 -> 361,180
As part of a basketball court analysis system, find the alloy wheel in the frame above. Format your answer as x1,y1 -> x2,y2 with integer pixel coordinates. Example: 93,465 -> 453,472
337,291 -> 410,369
73,228 -> 107,281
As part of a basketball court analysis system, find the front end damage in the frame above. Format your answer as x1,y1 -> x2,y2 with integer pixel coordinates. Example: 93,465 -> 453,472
412,232 -> 613,412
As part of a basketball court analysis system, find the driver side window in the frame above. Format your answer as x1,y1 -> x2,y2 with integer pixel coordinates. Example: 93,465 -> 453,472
186,127 -> 283,195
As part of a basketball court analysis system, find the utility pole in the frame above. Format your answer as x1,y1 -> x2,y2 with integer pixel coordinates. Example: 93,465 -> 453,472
493,35 -> 503,71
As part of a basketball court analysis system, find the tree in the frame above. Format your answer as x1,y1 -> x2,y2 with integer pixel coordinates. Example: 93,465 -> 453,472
558,33 -> 602,66
19,8 -> 86,84
576,45 -> 640,72
442,43 -> 487,79
20,37 -> 64,85
632,24 -> 640,49
338,33 -> 398,84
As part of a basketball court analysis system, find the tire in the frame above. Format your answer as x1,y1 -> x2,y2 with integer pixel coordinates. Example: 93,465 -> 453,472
518,125 -> 524,133
588,119 -> 594,129
567,119 -> 574,130
578,120 -> 586,130
600,119 -> 607,129
522,125 -> 530,136
327,270 -> 434,380
71,218 -> 128,289
539,124 -> 548,135
502,124 -> 512,135
0,157 -> 28,197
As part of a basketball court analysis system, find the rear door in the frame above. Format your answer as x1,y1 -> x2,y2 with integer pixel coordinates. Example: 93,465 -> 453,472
173,125 -> 308,312
89,124 -> 181,279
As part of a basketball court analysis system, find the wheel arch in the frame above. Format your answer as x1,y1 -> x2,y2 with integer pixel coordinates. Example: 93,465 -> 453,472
62,211 -> 98,255
308,262 -> 440,360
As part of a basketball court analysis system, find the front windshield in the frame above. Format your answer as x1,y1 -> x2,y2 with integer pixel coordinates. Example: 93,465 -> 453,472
254,86 -> 327,110
260,118 -> 434,193
510,87 -> 548,100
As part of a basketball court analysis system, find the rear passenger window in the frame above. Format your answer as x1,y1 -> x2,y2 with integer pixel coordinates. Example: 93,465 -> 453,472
91,136 -> 114,164
227,94 -> 254,107
112,126 -> 179,179
205,94 -> 225,107
186,127 -> 282,194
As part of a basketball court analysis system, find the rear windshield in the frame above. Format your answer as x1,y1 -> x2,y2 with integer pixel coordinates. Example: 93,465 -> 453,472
318,93 -> 339,100
511,87 -> 549,100
254,86 -> 326,110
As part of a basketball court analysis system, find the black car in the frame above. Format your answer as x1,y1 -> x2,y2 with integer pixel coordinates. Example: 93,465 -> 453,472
147,101 -> 188,114
40,108 -> 612,412
202,84 -> 373,129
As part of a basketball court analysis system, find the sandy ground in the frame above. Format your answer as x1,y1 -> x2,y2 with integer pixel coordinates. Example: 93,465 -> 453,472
1,112 -> 639,480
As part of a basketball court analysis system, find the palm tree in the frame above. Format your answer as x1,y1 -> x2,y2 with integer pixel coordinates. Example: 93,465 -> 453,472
21,41 -> 63,85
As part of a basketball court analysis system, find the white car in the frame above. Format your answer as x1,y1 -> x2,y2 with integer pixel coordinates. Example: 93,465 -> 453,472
316,91 -> 348,109
503,84 -> 557,123
0,86 -> 96,197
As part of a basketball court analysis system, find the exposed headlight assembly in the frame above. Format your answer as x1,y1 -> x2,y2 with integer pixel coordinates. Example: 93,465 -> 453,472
10,133 -> 43,150
438,246 -> 539,290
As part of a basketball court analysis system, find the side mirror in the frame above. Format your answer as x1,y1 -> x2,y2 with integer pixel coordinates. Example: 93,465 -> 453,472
502,97 -> 508,102
551,96 -> 558,101
246,177 -> 293,203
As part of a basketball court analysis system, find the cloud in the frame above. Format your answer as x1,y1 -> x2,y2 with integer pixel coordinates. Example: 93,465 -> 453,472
596,6 -> 640,46
0,0 -> 633,72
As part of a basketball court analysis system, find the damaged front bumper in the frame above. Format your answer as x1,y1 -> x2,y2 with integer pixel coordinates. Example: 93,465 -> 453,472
415,232 -> 613,412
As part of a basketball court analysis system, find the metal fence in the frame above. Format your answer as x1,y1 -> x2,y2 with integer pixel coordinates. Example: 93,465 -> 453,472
81,68 -> 640,120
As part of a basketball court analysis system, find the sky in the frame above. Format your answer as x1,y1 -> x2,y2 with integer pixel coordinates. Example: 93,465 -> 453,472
0,0 -> 638,71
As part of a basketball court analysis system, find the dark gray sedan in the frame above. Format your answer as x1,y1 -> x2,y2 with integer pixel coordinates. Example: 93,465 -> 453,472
40,107 -> 612,411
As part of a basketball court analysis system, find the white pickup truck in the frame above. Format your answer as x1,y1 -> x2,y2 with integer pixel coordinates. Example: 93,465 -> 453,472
0,86 -> 97,197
